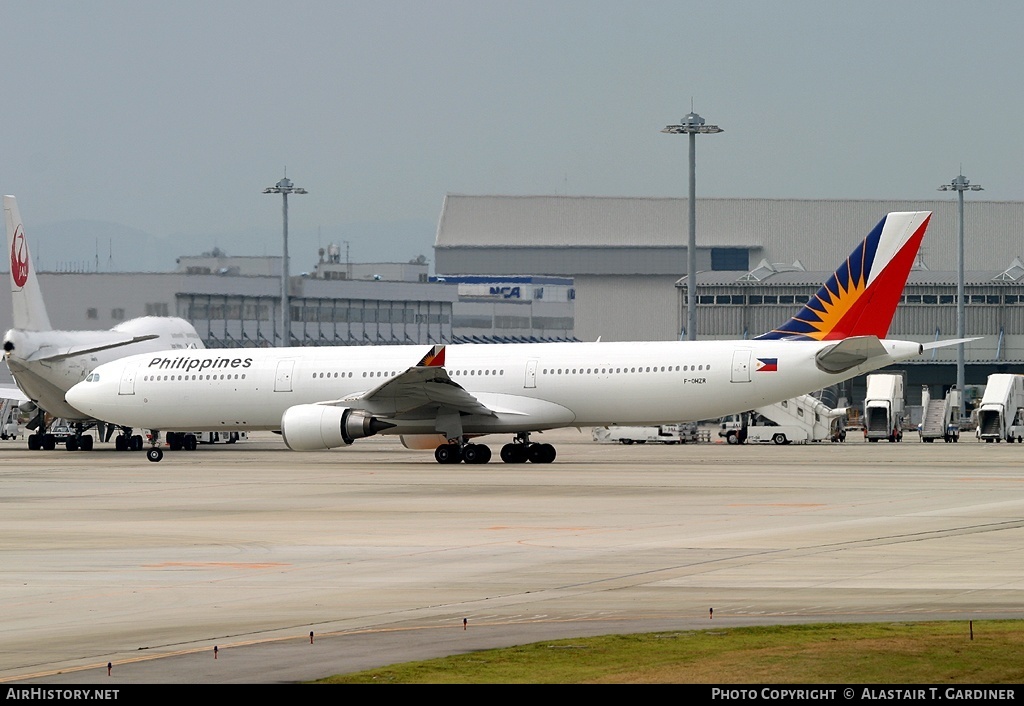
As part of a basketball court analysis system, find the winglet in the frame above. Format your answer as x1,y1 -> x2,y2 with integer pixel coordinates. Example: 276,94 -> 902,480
416,344 -> 446,367
756,211 -> 931,341
5,195 -> 52,331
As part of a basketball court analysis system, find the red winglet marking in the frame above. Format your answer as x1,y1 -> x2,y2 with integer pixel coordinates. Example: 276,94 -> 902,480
417,345 -> 446,367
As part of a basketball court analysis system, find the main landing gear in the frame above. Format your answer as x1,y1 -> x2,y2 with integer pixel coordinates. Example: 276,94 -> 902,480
144,431 -> 200,462
433,432 -> 557,465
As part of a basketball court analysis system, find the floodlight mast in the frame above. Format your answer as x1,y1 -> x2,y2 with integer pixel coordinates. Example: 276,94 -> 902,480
263,176 -> 308,347
938,173 -> 983,420
662,112 -> 722,341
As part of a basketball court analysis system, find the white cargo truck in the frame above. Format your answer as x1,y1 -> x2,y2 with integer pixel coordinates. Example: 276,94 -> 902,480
863,372 -> 906,442
976,374 -> 1024,443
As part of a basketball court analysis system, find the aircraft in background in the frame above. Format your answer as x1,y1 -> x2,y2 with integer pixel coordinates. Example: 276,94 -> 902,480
2,195 -> 205,450
68,210 -> 964,463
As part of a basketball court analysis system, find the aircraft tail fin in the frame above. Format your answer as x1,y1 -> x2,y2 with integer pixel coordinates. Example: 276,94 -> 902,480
5,195 -> 52,331
755,211 -> 931,341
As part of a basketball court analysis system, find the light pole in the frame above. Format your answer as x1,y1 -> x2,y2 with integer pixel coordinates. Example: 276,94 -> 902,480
938,173 -> 982,419
263,175 -> 307,347
663,112 -> 722,341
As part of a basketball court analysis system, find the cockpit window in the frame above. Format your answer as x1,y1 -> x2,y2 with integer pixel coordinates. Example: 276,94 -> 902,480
86,373 -> 99,382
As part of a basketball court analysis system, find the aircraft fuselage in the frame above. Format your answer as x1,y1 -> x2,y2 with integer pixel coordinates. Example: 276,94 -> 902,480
68,338 -> 922,435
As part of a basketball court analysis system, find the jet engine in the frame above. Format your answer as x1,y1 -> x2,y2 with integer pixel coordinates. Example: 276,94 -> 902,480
280,404 -> 393,451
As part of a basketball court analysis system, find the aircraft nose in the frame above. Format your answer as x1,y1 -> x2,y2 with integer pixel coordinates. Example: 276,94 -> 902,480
65,379 -> 97,413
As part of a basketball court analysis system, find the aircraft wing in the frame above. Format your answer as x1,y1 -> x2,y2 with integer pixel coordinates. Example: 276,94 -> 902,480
335,345 -> 497,419
24,335 -> 161,363
0,384 -> 29,403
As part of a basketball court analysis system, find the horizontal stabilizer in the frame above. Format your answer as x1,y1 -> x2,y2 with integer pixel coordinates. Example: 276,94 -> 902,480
921,337 -> 982,351
815,335 -> 890,374
26,334 -> 160,363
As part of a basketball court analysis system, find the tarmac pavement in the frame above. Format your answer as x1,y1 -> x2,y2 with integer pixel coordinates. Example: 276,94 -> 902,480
1,427 -> 1022,683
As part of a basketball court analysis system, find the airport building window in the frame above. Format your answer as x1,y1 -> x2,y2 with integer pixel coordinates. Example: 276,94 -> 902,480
111,308 -> 125,321
711,247 -> 749,271
86,308 -> 98,320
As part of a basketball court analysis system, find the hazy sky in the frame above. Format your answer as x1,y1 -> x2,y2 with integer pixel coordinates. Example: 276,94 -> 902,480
1,0 -> 1021,269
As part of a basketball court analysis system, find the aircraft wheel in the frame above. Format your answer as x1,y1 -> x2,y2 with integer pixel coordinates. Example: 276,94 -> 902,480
500,443 -> 528,464
42,434 -> 56,451
146,447 -> 164,463
167,432 -> 182,451
80,435 -> 93,451
115,435 -> 128,451
65,437 -> 79,451
434,444 -> 462,464
772,433 -> 787,445
463,444 -> 491,464
131,435 -> 144,451
185,434 -> 198,451
27,434 -> 41,451
529,443 -> 556,464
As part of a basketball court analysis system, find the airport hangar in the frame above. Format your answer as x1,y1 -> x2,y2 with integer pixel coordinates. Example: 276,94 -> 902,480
3,195 -> 1024,410
434,194 -> 1024,408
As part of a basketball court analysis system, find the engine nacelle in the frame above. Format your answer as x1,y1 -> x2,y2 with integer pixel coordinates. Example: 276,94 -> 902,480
280,404 -> 390,451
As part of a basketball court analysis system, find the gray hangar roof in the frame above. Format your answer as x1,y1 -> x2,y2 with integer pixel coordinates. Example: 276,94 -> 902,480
435,194 -> 1024,275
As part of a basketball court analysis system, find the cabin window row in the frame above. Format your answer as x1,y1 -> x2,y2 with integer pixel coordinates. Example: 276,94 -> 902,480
698,293 -> 1024,306
308,369 -> 508,379
541,365 -> 705,375
144,374 -> 247,381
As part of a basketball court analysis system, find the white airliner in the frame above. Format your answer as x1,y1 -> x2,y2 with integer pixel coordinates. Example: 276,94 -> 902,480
2,195 -> 205,450
68,210 -> 960,464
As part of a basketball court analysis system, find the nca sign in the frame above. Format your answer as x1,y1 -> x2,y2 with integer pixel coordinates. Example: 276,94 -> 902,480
458,284 -> 526,300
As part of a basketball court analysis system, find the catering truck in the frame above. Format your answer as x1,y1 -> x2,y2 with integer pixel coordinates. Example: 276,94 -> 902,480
976,373 -> 1024,443
863,372 -> 906,442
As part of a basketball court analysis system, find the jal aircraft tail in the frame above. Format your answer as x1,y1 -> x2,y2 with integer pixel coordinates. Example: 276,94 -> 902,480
5,195 -> 52,331
756,211 -> 931,341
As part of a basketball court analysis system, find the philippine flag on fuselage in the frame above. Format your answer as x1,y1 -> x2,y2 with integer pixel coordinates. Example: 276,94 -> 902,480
756,358 -> 778,372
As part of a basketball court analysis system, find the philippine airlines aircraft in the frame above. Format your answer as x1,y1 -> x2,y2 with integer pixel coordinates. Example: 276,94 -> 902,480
68,210 -> 958,464
2,195 -> 204,451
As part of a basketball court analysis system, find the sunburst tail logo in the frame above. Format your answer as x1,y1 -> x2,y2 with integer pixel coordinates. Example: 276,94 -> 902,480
755,212 -> 931,341
417,344 -> 446,367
